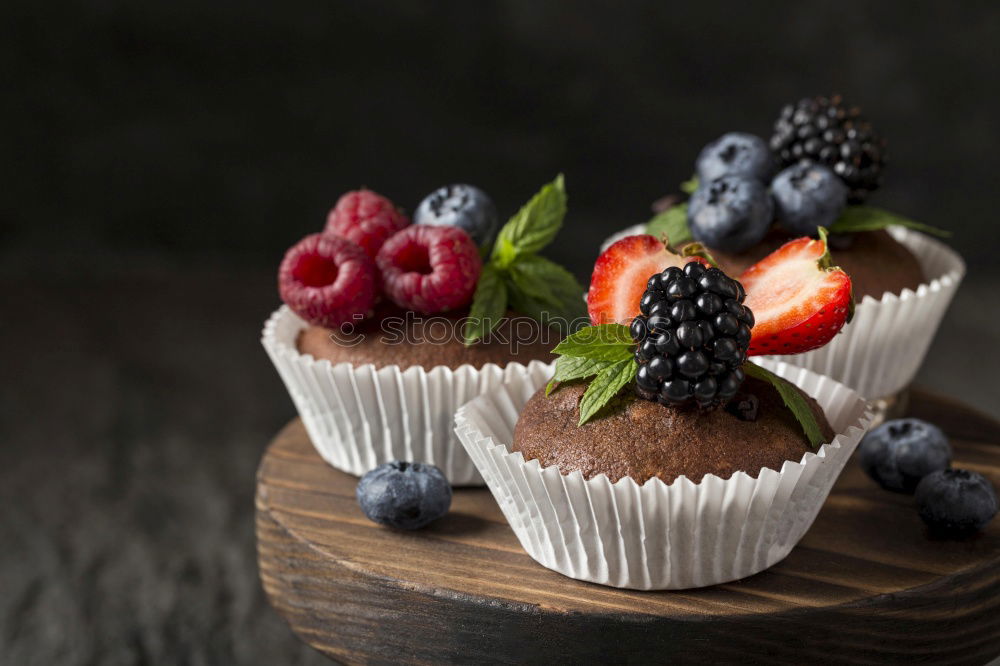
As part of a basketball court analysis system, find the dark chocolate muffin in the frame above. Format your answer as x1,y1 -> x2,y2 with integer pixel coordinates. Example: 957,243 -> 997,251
512,376 -> 834,484
297,308 -> 557,370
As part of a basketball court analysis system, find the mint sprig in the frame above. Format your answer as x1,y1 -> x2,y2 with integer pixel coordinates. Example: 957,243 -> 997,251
464,175 -> 587,345
743,362 -> 825,449
828,206 -> 950,238
645,203 -> 693,247
547,323 -> 638,424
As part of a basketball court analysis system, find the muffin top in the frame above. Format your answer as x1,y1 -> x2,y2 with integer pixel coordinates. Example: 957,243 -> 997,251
296,308 -> 557,370
512,376 -> 834,484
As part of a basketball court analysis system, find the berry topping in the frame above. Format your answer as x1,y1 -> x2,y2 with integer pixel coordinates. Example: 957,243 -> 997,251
770,94 -> 886,203
771,161 -> 848,236
587,234 -> 706,325
376,225 -> 482,314
859,418 -> 953,493
356,461 -> 453,530
325,189 -> 410,260
695,132 -> 775,183
687,175 -> 774,253
916,469 -> 998,537
725,392 -> 760,422
414,184 -> 499,251
630,262 -> 752,408
740,231 -> 853,355
278,233 -> 378,329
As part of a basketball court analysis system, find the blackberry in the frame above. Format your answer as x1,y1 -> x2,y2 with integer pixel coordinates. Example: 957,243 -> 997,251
770,95 -> 887,203
630,262 -> 753,409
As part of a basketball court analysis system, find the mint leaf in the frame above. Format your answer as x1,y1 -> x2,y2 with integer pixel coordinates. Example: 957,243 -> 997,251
645,204 -> 693,246
463,264 -> 508,345
578,358 -> 637,425
829,206 -> 950,238
546,355 -> 614,396
507,254 -> 565,309
744,362 -> 825,450
552,323 -> 634,360
680,176 -> 699,194
506,254 -> 587,325
492,174 -> 567,267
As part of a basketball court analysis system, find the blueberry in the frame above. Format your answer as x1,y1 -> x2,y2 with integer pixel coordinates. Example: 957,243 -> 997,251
414,184 -> 499,251
771,161 -> 848,236
695,132 -> 775,183
915,469 -> 998,537
688,176 -> 774,253
356,461 -> 452,530
859,419 -> 952,493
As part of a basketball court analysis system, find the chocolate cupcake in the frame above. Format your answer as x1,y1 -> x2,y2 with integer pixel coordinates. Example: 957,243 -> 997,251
264,177 -> 584,485
456,247 -> 874,590
601,97 -> 963,399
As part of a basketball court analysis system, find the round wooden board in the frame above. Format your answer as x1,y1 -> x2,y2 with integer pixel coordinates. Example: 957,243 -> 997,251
256,391 -> 1000,665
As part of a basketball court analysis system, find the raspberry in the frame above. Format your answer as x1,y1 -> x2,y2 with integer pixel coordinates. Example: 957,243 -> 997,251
376,225 -> 482,314
325,189 -> 409,259
278,233 -> 377,328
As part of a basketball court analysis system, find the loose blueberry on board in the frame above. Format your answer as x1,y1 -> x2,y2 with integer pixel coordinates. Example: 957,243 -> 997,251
414,184 -> 500,251
688,176 -> 774,253
858,418 -> 952,493
631,262 -> 753,408
356,461 -> 453,530
915,469 -> 998,537
695,132 -> 775,183
771,161 -> 848,236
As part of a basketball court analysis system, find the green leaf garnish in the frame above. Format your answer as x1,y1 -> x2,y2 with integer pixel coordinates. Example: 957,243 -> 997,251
492,174 -> 567,267
829,206 -> 950,238
547,323 -> 639,424
463,264 -> 508,345
507,255 -> 588,325
464,176 -> 586,346
743,362 -> 825,450
645,203 -> 693,247
545,356 -> 615,396
680,176 -> 700,195
577,358 -> 637,426
552,323 -> 635,360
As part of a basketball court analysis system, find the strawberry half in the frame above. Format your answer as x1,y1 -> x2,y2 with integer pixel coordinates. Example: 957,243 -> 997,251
741,230 -> 854,356
587,234 -> 705,325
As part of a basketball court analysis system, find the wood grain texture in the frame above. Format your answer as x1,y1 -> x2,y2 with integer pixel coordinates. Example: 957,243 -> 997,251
256,391 -> 1000,665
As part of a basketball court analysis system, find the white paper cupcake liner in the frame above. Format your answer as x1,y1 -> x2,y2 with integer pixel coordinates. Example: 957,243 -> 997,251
262,305 -> 549,486
600,224 -> 965,399
454,360 -> 873,590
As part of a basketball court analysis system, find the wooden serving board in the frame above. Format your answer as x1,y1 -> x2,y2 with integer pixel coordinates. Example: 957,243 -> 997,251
256,391 -> 1000,665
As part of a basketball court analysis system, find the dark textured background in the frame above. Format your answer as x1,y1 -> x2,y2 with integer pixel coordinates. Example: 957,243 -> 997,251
3,2 -> 999,664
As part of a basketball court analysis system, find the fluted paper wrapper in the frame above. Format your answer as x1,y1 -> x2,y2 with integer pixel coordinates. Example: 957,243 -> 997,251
601,224 -> 965,398
454,360 -> 873,590
262,305 -> 548,486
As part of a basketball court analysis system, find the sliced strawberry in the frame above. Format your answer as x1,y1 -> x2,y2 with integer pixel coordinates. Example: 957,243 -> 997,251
741,230 -> 854,356
587,235 -> 705,325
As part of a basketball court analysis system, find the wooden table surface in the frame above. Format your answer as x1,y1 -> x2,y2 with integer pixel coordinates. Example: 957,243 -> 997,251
256,391 -> 1000,665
